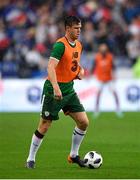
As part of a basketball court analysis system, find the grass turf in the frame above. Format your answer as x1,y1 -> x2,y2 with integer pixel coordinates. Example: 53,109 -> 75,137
0,112 -> 140,179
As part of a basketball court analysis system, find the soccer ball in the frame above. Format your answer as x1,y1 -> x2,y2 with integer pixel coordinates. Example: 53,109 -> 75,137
84,151 -> 103,169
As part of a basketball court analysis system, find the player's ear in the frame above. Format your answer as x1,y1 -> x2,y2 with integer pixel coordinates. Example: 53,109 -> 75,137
66,25 -> 71,31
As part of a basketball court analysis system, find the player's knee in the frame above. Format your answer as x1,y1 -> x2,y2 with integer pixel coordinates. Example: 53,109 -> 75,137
79,118 -> 89,130
40,126 -> 48,134
84,118 -> 89,128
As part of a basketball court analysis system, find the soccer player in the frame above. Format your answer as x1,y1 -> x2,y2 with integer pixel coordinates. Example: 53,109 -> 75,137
92,43 -> 122,117
26,16 -> 89,169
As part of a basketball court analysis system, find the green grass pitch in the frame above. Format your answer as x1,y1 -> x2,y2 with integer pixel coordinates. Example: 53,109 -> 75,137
0,112 -> 140,179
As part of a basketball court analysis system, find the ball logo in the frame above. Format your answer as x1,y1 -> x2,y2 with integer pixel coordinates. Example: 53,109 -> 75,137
127,85 -> 140,103
27,86 -> 41,104
89,152 -> 94,159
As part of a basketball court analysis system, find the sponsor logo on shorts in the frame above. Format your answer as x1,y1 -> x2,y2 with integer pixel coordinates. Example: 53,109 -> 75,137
45,111 -> 50,117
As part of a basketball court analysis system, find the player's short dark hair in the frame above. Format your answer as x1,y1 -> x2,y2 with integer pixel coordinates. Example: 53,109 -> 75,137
64,16 -> 81,28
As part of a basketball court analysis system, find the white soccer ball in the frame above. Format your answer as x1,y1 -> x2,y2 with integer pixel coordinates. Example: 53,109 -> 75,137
84,151 -> 103,169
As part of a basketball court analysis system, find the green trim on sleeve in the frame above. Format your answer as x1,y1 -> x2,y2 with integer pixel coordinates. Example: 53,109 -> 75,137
50,42 -> 65,60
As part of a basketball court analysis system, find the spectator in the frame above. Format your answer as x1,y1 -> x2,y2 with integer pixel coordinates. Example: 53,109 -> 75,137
133,56 -> 140,78
0,19 -> 10,62
126,33 -> 140,65
24,44 -> 48,77
81,21 -> 95,52
0,0 -> 140,78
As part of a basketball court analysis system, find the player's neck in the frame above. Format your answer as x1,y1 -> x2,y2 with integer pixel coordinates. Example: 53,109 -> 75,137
65,35 -> 76,44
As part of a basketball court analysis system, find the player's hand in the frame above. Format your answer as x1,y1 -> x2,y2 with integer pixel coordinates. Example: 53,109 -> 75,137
77,67 -> 85,80
53,84 -> 63,100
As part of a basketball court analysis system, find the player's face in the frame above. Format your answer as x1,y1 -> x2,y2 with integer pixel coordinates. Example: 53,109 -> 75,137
69,23 -> 82,40
99,44 -> 108,54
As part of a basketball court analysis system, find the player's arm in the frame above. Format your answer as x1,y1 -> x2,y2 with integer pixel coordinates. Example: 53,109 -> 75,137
76,64 -> 85,80
47,42 -> 65,100
47,58 -> 62,100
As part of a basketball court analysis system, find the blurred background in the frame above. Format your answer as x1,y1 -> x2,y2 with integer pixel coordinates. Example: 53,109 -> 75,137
0,0 -> 140,112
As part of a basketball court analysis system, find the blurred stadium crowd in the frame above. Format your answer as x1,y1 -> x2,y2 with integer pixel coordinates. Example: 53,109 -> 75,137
0,0 -> 140,78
